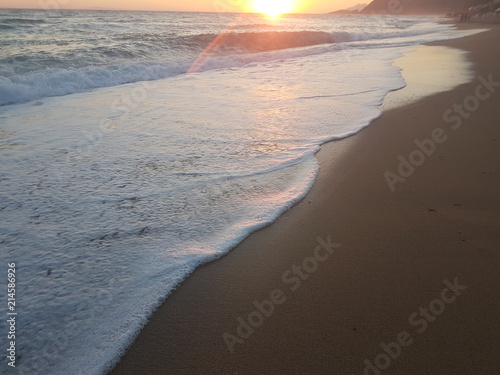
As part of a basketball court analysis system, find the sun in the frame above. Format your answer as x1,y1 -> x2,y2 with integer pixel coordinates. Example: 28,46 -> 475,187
253,0 -> 293,17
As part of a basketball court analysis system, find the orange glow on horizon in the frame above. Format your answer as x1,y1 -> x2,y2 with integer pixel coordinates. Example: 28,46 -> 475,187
0,0 -> 364,14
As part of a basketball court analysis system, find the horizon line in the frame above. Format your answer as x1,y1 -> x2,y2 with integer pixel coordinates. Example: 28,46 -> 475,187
0,7 -> 351,15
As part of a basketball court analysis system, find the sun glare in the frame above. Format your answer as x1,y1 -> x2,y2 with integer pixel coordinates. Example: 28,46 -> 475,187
253,0 -> 293,17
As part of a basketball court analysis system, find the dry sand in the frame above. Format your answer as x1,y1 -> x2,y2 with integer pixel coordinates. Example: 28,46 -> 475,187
110,25 -> 500,375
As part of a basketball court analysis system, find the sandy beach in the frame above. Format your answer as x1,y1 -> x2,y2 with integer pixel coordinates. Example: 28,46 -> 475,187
109,24 -> 500,375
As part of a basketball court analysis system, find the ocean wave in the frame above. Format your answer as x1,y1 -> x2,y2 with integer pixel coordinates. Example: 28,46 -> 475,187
0,62 -> 188,106
0,24 -> 448,106
1,17 -> 46,24
330,29 -> 428,43
226,23 -> 286,30
185,31 -> 336,53
0,36 -> 347,106
0,20 -> 461,106
182,27 -> 441,54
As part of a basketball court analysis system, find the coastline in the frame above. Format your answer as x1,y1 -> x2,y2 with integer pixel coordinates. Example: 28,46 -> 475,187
109,25 -> 500,375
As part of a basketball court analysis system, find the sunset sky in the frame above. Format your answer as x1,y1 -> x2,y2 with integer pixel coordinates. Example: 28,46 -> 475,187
0,0 -> 366,14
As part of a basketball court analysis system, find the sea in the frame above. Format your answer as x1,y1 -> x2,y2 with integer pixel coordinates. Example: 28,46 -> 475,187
0,8 -> 480,375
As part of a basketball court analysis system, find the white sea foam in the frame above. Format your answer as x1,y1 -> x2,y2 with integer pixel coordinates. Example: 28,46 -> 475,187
0,11 -> 483,375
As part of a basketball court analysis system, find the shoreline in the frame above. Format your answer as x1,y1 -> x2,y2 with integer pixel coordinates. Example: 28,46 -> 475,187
109,25 -> 500,375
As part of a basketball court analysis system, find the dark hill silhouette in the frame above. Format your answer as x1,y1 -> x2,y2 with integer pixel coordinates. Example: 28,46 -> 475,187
361,0 -> 492,14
